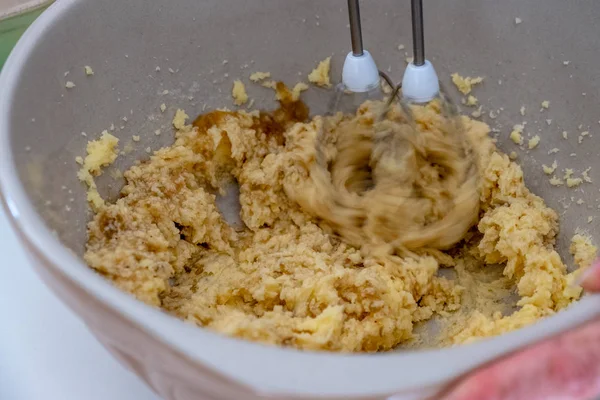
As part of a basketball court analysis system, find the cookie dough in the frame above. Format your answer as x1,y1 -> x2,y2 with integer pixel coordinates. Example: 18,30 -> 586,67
77,131 -> 119,211
287,100 -> 480,254
84,84 -> 593,352
232,80 -> 248,106
308,57 -> 332,88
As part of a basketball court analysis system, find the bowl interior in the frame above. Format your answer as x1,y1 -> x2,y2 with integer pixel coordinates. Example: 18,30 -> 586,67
8,0 -> 600,261
3,0 -> 600,394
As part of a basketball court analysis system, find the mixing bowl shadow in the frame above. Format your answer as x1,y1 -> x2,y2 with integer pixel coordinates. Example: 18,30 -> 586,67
1,0 -> 599,399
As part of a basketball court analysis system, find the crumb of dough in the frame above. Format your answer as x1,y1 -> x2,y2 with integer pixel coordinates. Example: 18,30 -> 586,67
543,160 -> 557,175
471,106 -> 483,118
451,73 -> 484,95
541,100 -> 550,109
520,106 -> 526,116
548,148 -> 559,154
563,131 -> 568,139
546,119 -> 552,125
549,176 -> 564,186
232,80 -> 249,106
578,131 -> 590,144
398,44 -> 405,51
466,95 -> 478,106
510,124 -> 524,144
515,17 -> 522,24
247,99 -> 255,109
576,199 -> 585,205
264,80 -> 309,102
78,132 -> 119,176
564,169 -> 574,180
145,147 -> 152,153
77,131 -> 119,210
132,135 -> 140,142
250,72 -> 271,82
509,151 -> 518,160
83,85 -> 584,352
75,156 -> 84,165
583,168 -> 593,183
563,168 -> 589,187
160,103 -> 167,112
405,56 -> 414,64
588,216 -> 594,224
570,234 -> 597,269
528,135 -> 541,149
291,82 -> 309,100
84,66 -> 94,76
65,81 -> 76,89
308,57 -> 332,87
261,80 -> 277,89
172,109 -> 189,130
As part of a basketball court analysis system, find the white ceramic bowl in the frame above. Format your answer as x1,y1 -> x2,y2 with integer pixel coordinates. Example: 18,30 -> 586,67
1,1 -> 600,399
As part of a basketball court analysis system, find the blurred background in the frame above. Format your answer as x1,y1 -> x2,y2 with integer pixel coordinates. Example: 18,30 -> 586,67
0,1 -> 49,68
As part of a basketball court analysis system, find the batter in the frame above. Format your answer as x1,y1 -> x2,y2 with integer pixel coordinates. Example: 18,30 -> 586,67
82,84 -> 594,352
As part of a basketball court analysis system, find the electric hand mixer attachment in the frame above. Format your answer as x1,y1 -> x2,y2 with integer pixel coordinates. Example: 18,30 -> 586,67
330,0 -> 460,118
308,0 -> 480,254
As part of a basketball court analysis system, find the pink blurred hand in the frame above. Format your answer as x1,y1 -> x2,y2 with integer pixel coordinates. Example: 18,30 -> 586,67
439,262 -> 600,400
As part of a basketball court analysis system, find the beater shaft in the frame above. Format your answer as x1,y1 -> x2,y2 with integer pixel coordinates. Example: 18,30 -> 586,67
411,0 -> 425,66
348,0 -> 364,56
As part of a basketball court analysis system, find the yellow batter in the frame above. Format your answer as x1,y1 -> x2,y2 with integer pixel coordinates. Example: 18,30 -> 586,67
82,84 -> 594,352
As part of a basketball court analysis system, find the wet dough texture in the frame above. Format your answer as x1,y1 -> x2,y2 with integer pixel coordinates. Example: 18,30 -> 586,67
84,92 -> 591,352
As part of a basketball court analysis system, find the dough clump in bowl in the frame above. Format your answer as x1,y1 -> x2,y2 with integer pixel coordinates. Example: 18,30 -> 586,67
83,84 -> 592,352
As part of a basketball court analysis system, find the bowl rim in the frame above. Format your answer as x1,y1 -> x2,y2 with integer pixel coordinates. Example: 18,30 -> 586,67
1,0 -> 600,397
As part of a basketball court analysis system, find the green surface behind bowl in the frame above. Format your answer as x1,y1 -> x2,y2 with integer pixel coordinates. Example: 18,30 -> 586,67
0,5 -> 48,70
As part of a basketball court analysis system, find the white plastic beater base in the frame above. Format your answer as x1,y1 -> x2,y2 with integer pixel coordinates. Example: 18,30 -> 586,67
401,60 -> 440,103
341,50 -> 380,93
